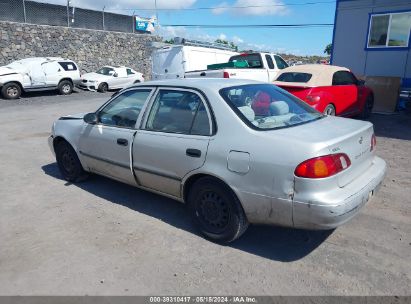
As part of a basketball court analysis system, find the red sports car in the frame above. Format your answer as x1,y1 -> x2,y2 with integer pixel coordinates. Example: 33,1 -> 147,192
273,65 -> 374,118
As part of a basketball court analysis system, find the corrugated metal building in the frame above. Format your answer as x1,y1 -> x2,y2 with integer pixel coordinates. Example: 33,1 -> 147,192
331,0 -> 411,82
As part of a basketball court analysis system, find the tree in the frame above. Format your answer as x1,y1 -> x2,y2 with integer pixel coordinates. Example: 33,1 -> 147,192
215,39 -> 238,51
164,38 -> 174,44
324,43 -> 332,55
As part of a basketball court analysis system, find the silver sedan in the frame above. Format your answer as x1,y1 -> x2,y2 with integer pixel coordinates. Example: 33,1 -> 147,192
48,79 -> 387,243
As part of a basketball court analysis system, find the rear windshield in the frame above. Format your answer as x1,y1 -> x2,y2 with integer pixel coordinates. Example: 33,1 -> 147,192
276,72 -> 312,83
229,54 -> 263,69
219,84 -> 322,130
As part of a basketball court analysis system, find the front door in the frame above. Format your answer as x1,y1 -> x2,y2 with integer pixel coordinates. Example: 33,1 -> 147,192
332,71 -> 360,116
133,88 -> 213,198
78,88 -> 154,185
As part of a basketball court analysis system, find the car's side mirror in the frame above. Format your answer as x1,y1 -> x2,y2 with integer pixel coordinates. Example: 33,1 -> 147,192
113,73 -> 118,77
358,79 -> 365,86
84,113 -> 98,124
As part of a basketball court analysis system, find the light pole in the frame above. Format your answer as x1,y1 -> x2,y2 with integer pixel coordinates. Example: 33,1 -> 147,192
66,0 -> 70,27
102,6 -> 105,30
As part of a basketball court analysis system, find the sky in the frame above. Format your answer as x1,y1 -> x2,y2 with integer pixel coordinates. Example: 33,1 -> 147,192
40,0 -> 337,55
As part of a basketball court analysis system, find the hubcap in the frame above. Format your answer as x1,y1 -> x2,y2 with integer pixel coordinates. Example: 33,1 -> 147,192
62,84 -> 71,93
197,191 -> 229,232
325,106 -> 335,116
7,86 -> 18,97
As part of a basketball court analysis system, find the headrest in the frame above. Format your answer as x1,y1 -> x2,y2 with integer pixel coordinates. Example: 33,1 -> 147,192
269,101 -> 289,115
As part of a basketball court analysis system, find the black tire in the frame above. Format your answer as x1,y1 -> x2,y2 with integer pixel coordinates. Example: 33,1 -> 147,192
58,80 -> 73,95
1,82 -> 22,99
323,104 -> 336,116
359,95 -> 374,119
55,140 -> 88,182
98,82 -> 108,93
134,80 -> 141,84
188,177 -> 249,243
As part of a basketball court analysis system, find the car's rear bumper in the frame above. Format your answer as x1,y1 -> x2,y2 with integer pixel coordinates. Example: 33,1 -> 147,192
292,156 -> 387,229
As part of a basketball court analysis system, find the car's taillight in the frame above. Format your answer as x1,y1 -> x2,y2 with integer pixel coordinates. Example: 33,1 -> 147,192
370,133 -> 377,151
223,71 -> 230,78
295,153 -> 351,178
306,95 -> 321,103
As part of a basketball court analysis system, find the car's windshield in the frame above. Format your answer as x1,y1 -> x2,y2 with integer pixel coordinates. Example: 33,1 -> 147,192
97,67 -> 115,75
219,84 -> 323,130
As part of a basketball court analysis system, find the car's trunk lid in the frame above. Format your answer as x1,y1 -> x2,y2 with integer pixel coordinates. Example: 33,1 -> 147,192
268,116 -> 375,188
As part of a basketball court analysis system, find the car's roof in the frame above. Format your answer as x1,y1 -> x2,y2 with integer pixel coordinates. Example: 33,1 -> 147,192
273,64 -> 350,87
131,78 -> 263,91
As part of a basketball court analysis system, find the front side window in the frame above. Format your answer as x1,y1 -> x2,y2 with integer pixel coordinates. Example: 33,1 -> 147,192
220,84 -> 322,130
368,12 -> 411,48
98,89 -> 151,128
229,54 -> 263,68
332,71 -> 357,86
146,90 -> 211,135
274,55 -> 289,69
276,72 -> 312,83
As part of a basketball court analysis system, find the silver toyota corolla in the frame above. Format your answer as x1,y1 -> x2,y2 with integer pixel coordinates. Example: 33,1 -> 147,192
48,78 -> 387,243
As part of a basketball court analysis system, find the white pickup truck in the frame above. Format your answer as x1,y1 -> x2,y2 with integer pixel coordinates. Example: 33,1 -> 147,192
185,52 -> 289,82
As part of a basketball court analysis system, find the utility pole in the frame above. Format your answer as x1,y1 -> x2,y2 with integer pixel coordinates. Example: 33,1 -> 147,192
102,6 -> 105,30
132,10 -> 136,33
154,0 -> 159,27
22,0 -> 27,23
66,0 -> 70,27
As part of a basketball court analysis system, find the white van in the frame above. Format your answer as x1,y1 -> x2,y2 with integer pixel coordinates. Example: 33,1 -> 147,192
152,39 -> 239,80
0,57 -> 81,99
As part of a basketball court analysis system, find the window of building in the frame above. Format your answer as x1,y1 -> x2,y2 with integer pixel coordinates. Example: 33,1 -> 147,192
367,11 -> 411,48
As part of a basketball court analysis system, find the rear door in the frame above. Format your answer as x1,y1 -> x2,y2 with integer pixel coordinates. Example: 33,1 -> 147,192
265,54 -> 278,82
133,88 -> 213,198
332,71 -> 359,116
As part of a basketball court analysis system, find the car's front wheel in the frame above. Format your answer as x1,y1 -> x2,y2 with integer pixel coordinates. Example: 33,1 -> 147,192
1,82 -> 22,99
58,80 -> 73,95
188,177 -> 249,243
323,104 -> 336,116
98,82 -> 108,93
55,140 -> 89,182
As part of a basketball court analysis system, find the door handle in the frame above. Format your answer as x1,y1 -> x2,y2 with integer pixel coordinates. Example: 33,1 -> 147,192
186,148 -> 201,158
117,138 -> 128,146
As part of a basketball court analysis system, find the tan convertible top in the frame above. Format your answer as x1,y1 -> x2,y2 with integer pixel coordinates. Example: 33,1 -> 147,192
273,64 -> 350,87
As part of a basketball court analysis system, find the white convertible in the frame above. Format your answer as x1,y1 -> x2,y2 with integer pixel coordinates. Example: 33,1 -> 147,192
78,66 -> 144,92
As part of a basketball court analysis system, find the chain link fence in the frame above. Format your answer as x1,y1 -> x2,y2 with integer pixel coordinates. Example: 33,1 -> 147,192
0,0 -> 139,33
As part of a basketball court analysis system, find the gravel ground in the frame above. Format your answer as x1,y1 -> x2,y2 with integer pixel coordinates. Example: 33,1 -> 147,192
0,91 -> 410,295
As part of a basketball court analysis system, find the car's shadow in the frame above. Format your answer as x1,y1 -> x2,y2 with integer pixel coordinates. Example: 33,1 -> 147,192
42,163 -> 333,262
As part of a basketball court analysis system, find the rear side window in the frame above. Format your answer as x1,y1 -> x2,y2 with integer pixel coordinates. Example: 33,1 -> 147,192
229,54 -> 263,68
146,90 -> 211,135
276,72 -> 312,83
265,55 -> 275,69
127,68 -> 135,75
332,71 -> 357,85
274,55 -> 289,69
58,62 -> 77,71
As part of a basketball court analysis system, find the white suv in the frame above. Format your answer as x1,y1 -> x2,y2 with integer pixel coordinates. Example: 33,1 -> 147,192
0,57 -> 81,99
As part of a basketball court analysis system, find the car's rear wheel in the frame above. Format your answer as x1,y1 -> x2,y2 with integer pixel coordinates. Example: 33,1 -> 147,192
1,82 -> 22,99
323,104 -> 336,116
98,82 -> 108,93
55,140 -> 88,182
188,177 -> 249,243
58,80 -> 73,95
359,95 -> 374,119
134,80 -> 141,84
